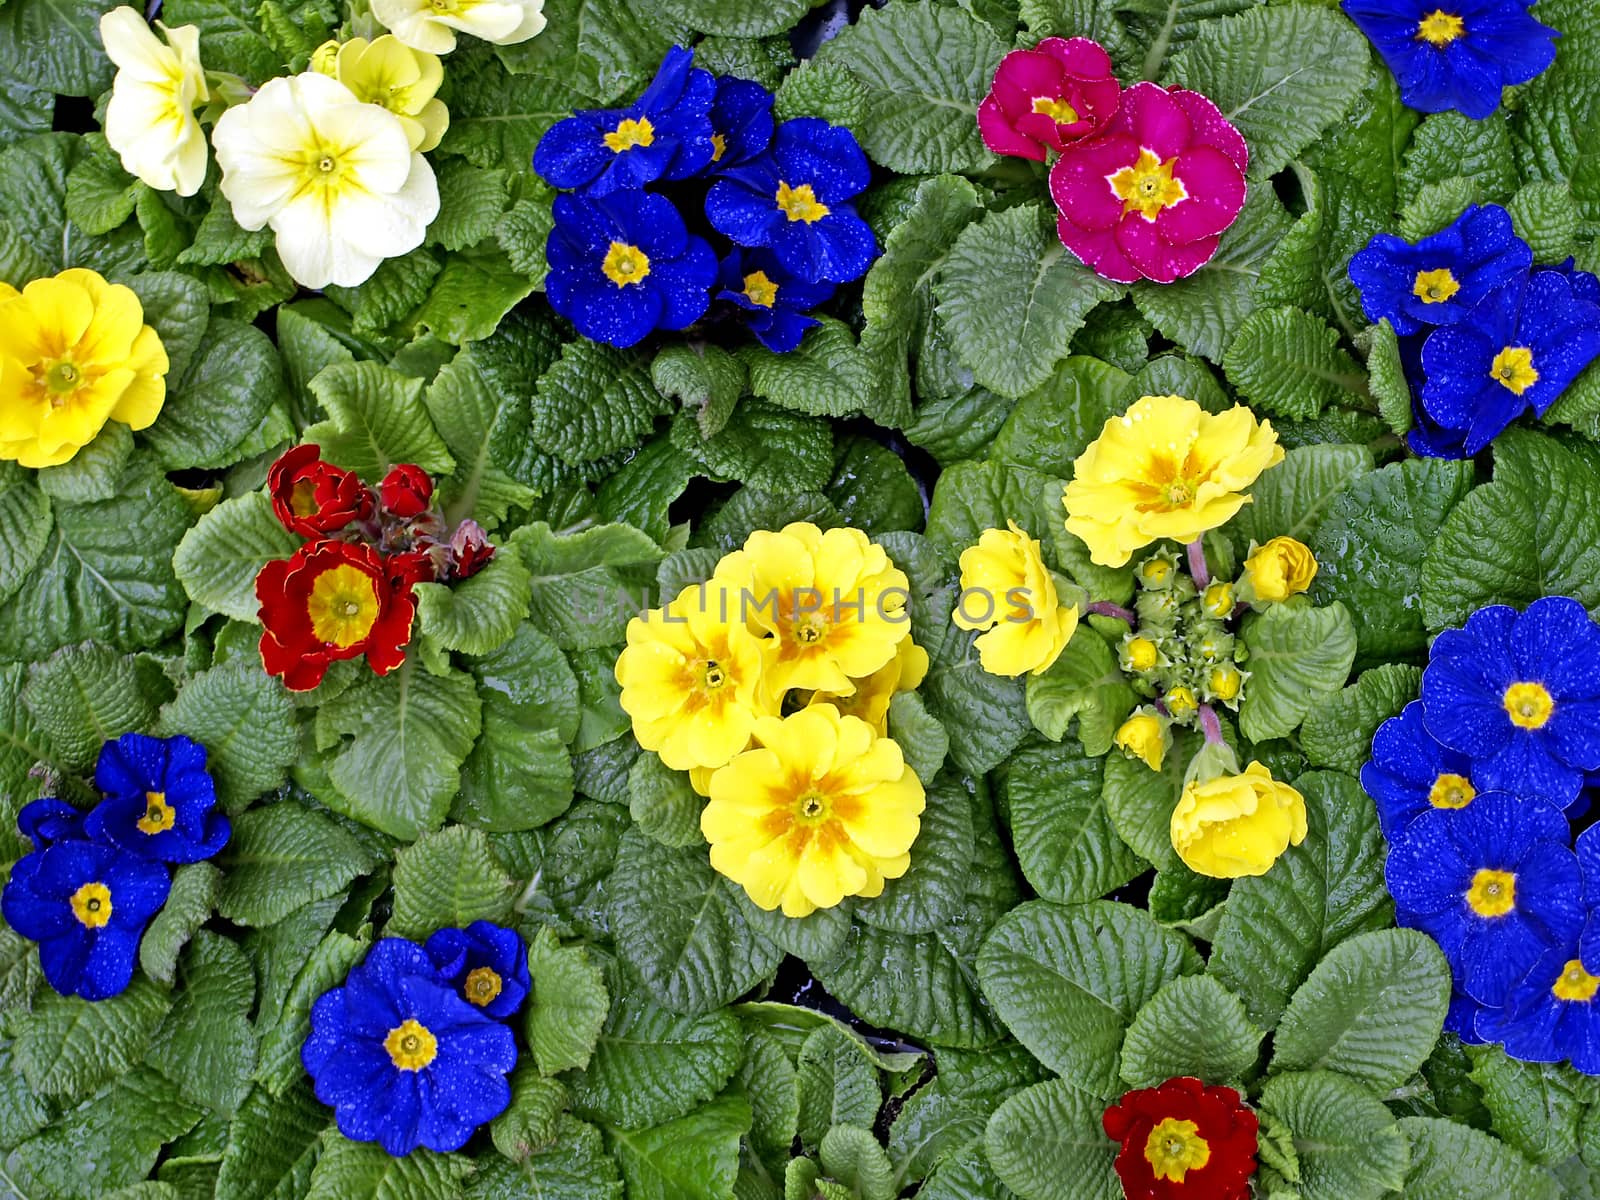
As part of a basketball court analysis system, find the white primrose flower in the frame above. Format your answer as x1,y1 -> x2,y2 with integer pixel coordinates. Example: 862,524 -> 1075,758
211,72 -> 440,290
372,0 -> 546,55
99,7 -> 210,197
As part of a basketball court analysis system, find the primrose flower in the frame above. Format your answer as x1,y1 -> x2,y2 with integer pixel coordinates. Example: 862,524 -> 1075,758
1418,270 -> 1600,456
379,463 -> 433,519
1341,0 -> 1558,120
1362,701 -> 1484,841
1238,536 -> 1318,606
546,191 -> 717,349
1171,761 -> 1306,879
807,637 -> 929,736
1386,793 -> 1581,1005
1347,204 -> 1531,336
706,117 -> 876,284
256,539 -> 419,691
373,0 -> 545,54
268,444 -> 372,538
712,522 -> 911,698
977,37 -> 1121,162
1064,394 -> 1284,568
1114,707 -> 1170,771
952,520 -> 1079,677
100,8 -> 209,197
304,938 -> 517,1156
424,921 -> 530,1020
704,74 -> 775,173
614,581 -> 772,772
1477,935 -> 1600,1073
86,733 -> 230,864
1050,81 -> 1248,284
715,248 -> 834,354
702,704 -> 925,918
1102,1076 -> 1259,1200
0,269 -> 168,468
534,46 -> 715,197
16,799 -> 86,849
1421,597 -> 1600,806
1,840 -> 170,1001
312,35 -> 449,153
212,73 -> 439,290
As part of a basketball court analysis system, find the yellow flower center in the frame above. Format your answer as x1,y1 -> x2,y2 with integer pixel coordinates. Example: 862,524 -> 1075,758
1162,478 -> 1196,507
70,881 -> 112,928
700,659 -> 729,691
305,563 -> 381,648
603,116 -> 655,153
1110,148 -> 1188,221
1143,1118 -> 1210,1184
137,791 -> 176,835
289,479 -> 321,517
711,132 -> 727,162
1554,960 -> 1600,1002
602,241 -> 651,288
1428,772 -> 1475,810
1127,637 -> 1158,671
776,181 -> 829,224
742,271 -> 779,309
1416,10 -> 1466,46
429,0 -> 457,12
794,615 -> 827,645
794,790 -> 831,822
43,359 -> 83,397
384,1018 -> 438,1070
1412,268 -> 1461,304
1503,681 -> 1553,729
464,966 -> 503,1007
1031,95 -> 1080,124
1466,868 -> 1516,918
1490,347 -> 1539,396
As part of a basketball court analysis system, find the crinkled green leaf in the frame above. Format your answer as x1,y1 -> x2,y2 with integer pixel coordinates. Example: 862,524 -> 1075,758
1222,307 -> 1367,421
160,661 -> 298,811
388,823 -> 516,938
984,1079 -> 1120,1200
1300,663 -> 1420,776
173,491 -> 300,623
1120,974 -> 1261,1090
1257,1071 -> 1409,1200
215,803 -> 380,928
1001,738 -> 1142,904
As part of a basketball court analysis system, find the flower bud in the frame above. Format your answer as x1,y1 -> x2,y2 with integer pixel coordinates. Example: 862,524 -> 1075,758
1171,761 -> 1307,878
381,463 -> 434,519
448,520 -> 496,580
1239,536 -> 1318,606
1113,707 -> 1170,771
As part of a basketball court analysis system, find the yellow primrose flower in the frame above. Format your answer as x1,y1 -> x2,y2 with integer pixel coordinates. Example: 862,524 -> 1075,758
702,704 -> 925,918
312,36 -> 449,153
373,0 -> 546,55
952,520 -> 1079,677
614,581 -> 772,772
212,73 -> 440,289
713,523 -> 911,699
1171,761 -> 1307,878
100,8 -> 209,197
0,270 -> 167,468
1063,394 -> 1284,568
1240,536 -> 1319,605
1114,707 -> 1170,771
808,637 -> 930,735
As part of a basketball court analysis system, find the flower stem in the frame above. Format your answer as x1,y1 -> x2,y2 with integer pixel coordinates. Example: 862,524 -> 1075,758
1087,600 -> 1136,624
1198,703 -> 1224,746
1186,539 -> 1210,589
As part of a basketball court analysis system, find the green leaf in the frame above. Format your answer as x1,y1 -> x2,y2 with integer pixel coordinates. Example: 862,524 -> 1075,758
652,344 -> 746,439
325,247 -> 441,334
215,803 -> 379,928
531,339 -> 668,465
303,1133 -> 470,1199
173,491 -> 300,623
607,1093 -> 751,1200
1271,928 -> 1451,1090
1025,627 -> 1137,756
516,521 -> 664,650
934,204 -> 1123,400
1257,1071 -> 1409,1200
991,357 -> 1136,480
0,464 -> 52,607
313,664 -> 483,841
139,862 -> 222,988
147,931 -> 257,1115
423,344 -> 539,527
796,1024 -> 882,1148
427,159 -> 510,253
1222,307 -> 1367,420
492,0 -> 674,102
1119,974 -> 1261,1090
598,436 -> 694,544
813,1 -> 1002,174
16,978 -> 171,1098
159,662 -> 298,811
774,60 -> 870,127
1001,739 -> 1143,904
1400,111 -> 1518,206
856,773 -> 976,937
35,422 -> 134,506
1229,442 -> 1374,551
525,926 -> 610,1076
388,823 -> 516,938
303,361 -> 454,478
1311,455 -> 1475,666
977,900 -> 1202,1098
0,0 -> 116,95
21,641 -> 156,771
608,830 -> 784,1014
1507,180 -> 1582,262
670,401 -> 834,491
414,249 -> 538,345
1300,663 -> 1421,776
569,996 -> 744,1130
253,928 -> 370,1095
470,1116 -> 625,1200
1420,430 -> 1600,629
490,1066 -> 567,1161
627,752 -> 703,849
64,136 -> 137,235
984,1079 -> 1121,1200
1396,1116 -> 1560,1200
741,317 -> 877,420
1168,5 -> 1368,178
1399,175 -> 1480,241
1467,1045 -> 1589,1166
414,549 -> 532,656
1236,601 -> 1358,742
887,691 -> 949,788
214,1082 -> 330,1200
144,317 -> 287,470
1100,726 -> 1199,872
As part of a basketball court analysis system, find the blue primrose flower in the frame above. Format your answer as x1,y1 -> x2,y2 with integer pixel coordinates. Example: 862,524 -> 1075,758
1386,792 -> 1582,1006
17,798 -> 86,849
86,733 -> 230,864
1476,943 -> 1600,1073
705,117 -> 877,285
532,45 -> 715,197
303,938 -> 518,1157
546,191 -> 717,349
1,840 -> 170,1001
1340,0 -> 1559,120
1446,991 -> 1488,1046
716,249 -> 835,353
1361,700 -> 1482,840
1347,204 -> 1531,336
424,921 -> 530,1021
1422,596 -> 1600,805
702,75 -> 775,173
1419,269 -> 1600,455
1554,257 -> 1600,306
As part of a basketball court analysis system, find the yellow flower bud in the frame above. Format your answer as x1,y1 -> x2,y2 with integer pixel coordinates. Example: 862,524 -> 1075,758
1171,761 -> 1308,878
1200,579 -> 1234,619
1242,536 -> 1318,604
1165,685 -> 1198,722
1122,634 -> 1161,673
1114,709 -> 1170,771
1206,662 -> 1243,704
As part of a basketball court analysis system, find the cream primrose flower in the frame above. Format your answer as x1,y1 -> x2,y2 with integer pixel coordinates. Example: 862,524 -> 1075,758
373,0 -> 546,55
211,73 -> 439,290
100,8 -> 210,197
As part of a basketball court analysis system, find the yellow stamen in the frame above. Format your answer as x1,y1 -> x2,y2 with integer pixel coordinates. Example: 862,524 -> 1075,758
1412,268 -> 1461,305
602,241 -> 651,287
464,966 -> 503,1007
742,271 -> 779,309
1109,148 -> 1188,221
776,181 -> 829,224
70,882 -> 112,929
603,116 -> 655,154
1427,773 -> 1475,810
1467,868 -> 1516,918
1416,10 -> 1466,46
1554,960 -> 1600,1003
1143,1118 -> 1210,1184
1490,347 -> 1539,396
1503,681 -> 1553,729
384,1018 -> 438,1070
137,791 -> 176,835
305,563 -> 381,648
1031,95 -> 1080,124
710,132 -> 727,162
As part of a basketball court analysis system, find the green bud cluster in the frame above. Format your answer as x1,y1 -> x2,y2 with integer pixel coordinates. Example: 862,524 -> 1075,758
1120,548 -> 1252,726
